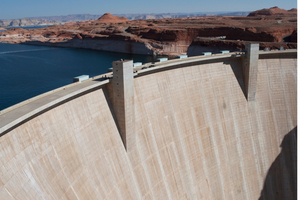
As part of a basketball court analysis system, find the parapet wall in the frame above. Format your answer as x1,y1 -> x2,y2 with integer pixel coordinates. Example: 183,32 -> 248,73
0,50 -> 297,199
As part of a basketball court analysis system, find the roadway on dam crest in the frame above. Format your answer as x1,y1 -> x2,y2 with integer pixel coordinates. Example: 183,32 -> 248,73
0,51 -> 241,134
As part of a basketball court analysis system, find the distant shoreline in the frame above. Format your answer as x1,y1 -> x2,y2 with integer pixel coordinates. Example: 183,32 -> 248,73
0,24 -> 62,29
0,7 -> 296,56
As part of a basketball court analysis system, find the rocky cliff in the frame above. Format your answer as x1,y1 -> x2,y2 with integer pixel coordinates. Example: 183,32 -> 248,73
0,7 -> 297,56
1,12 -> 249,28
248,6 -> 297,16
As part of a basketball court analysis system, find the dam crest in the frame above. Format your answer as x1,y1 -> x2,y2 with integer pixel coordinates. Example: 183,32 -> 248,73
0,45 -> 297,199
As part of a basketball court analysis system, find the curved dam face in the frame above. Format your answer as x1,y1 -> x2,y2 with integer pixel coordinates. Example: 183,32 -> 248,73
0,50 -> 297,199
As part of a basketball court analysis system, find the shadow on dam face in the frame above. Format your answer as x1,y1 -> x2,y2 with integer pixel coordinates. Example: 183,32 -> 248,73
259,126 -> 297,200
224,58 -> 247,100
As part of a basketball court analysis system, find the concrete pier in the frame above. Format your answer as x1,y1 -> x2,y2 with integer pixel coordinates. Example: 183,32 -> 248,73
243,43 -> 259,101
112,60 -> 135,151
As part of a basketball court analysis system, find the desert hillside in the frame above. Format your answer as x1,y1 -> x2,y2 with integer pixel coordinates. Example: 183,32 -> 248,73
0,7 -> 297,55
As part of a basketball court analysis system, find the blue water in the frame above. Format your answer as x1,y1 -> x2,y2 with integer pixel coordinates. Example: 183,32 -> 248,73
7,25 -> 51,30
1,25 -> 51,32
0,43 -> 156,110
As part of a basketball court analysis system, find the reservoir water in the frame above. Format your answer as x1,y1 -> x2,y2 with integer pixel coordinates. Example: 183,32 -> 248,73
0,42 -> 155,111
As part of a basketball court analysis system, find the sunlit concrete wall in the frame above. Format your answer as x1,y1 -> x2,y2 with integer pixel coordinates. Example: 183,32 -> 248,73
0,54 -> 296,199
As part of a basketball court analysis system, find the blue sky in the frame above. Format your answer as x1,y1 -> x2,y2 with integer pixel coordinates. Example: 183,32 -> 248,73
0,0 -> 297,19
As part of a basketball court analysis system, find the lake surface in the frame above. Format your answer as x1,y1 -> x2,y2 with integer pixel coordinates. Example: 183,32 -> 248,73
0,42 -> 156,110
0,25 -> 51,32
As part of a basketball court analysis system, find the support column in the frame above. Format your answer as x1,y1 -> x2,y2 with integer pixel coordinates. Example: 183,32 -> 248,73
243,43 -> 259,101
112,60 -> 135,151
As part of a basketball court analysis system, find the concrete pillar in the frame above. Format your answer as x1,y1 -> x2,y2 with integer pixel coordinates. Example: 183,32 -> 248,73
112,60 -> 135,151
243,43 -> 259,101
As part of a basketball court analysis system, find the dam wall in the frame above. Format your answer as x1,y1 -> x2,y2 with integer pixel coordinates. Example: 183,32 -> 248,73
0,50 -> 297,199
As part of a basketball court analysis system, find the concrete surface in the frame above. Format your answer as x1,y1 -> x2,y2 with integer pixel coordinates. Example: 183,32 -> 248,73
112,60 -> 135,151
0,50 -> 297,199
243,43 -> 259,101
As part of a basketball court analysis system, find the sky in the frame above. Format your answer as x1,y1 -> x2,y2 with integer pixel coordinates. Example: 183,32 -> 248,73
0,0 -> 297,19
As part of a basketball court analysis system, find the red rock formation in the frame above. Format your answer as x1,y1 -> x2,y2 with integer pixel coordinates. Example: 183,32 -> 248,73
0,8 -> 297,55
248,6 -> 296,16
288,8 -> 297,12
97,13 -> 129,23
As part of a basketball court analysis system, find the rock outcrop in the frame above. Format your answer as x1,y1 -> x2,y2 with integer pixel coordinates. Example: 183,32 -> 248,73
97,13 -> 130,23
0,7 -> 297,56
248,6 -> 297,16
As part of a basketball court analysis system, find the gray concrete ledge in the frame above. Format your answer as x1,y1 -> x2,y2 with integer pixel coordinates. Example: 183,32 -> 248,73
134,49 -> 297,76
135,52 -> 245,76
258,49 -> 297,55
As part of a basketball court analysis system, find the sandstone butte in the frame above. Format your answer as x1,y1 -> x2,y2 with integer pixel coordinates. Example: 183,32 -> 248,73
97,13 -> 130,23
0,7 -> 297,56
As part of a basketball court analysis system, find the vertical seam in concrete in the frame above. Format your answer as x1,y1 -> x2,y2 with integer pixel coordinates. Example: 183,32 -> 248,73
52,146 -> 80,200
227,65 -> 250,199
264,59 -> 279,160
207,63 -> 227,200
279,58 -> 295,129
266,58 -> 282,149
181,66 -> 198,199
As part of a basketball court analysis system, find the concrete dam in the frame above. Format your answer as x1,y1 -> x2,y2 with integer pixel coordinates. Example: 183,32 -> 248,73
0,44 -> 297,199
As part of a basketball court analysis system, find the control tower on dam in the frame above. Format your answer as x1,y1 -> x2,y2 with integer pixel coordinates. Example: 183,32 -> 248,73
0,44 -> 297,199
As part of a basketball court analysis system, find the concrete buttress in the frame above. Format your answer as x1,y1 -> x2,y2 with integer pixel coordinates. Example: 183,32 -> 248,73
112,60 -> 135,151
243,43 -> 259,101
